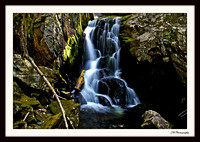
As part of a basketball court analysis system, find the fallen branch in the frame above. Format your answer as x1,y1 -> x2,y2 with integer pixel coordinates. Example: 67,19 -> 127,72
23,112 -> 30,121
24,54 -> 72,129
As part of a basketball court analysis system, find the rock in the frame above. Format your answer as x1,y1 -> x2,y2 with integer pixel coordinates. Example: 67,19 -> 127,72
73,92 -> 87,105
98,77 -> 126,106
13,13 -> 93,70
120,13 -> 187,86
13,54 -> 60,93
119,13 -> 187,128
13,81 -> 42,124
62,13 -> 93,65
141,110 -> 173,129
49,100 -> 80,128
34,108 -> 52,123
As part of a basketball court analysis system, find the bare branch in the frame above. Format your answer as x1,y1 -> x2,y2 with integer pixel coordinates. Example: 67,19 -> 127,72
24,54 -> 70,129
23,112 -> 30,121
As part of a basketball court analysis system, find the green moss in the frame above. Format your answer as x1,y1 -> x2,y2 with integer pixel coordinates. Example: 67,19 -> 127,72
77,14 -> 83,37
102,15 -> 119,18
41,113 -> 63,129
13,81 -> 23,100
154,121 -> 159,127
14,94 -> 41,108
120,14 -> 132,22
49,100 -> 80,128
33,22 -> 41,28
13,120 -> 26,129
63,35 -> 79,64
167,122 -> 173,128
81,14 -> 93,29
49,100 -> 79,115
120,32 -> 133,44
77,23 -> 83,37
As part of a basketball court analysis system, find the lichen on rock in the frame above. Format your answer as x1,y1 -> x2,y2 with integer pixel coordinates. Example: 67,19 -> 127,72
141,110 -> 173,129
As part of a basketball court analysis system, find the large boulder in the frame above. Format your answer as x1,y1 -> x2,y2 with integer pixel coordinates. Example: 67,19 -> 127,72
141,110 -> 173,129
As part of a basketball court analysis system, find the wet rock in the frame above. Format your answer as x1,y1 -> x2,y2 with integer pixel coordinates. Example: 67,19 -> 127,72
98,77 -> 126,106
141,110 -> 173,129
73,92 -> 87,105
49,100 -> 80,128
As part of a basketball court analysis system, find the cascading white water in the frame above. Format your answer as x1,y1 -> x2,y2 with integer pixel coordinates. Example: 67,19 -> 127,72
80,17 -> 140,111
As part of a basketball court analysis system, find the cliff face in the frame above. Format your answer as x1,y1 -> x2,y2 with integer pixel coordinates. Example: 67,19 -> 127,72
120,13 -> 187,86
119,13 -> 187,128
13,13 -> 93,129
13,13 -> 93,69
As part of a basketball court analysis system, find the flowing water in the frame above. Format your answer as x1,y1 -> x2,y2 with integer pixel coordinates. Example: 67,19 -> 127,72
76,17 -> 141,128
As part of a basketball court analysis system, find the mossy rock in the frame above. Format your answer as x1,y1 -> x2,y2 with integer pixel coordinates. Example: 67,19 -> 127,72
13,94 -> 41,108
63,35 -> 79,65
49,100 -> 80,128
13,81 -> 24,100
141,110 -> 173,129
41,113 -> 63,129
13,84 -> 41,124
13,120 -> 26,129
120,14 -> 132,22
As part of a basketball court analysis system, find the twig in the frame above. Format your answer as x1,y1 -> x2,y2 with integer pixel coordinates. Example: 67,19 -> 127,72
178,109 -> 187,117
57,95 -> 67,100
23,112 -> 30,121
24,54 -> 70,129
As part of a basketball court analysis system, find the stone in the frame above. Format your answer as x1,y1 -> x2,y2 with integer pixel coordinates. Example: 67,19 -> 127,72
141,110 -> 173,129
120,13 -> 187,86
13,54 -> 60,93
98,77 -> 126,106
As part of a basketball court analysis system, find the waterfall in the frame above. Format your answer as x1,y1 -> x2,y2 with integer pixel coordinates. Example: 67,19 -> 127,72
80,17 -> 140,111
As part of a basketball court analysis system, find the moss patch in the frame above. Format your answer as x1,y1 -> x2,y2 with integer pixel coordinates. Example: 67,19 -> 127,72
41,113 -> 63,129
63,35 -> 79,64
13,120 -> 26,129
120,14 -> 132,22
49,100 -> 80,128
14,94 -> 41,108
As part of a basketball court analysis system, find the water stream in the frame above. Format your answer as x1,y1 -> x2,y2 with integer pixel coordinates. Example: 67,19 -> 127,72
77,17 -> 141,128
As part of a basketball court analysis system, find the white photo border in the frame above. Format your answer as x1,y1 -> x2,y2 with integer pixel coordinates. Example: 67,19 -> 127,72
6,5 -> 195,137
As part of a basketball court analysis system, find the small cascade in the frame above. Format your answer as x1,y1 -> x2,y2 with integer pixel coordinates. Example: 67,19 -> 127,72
80,17 -> 140,111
